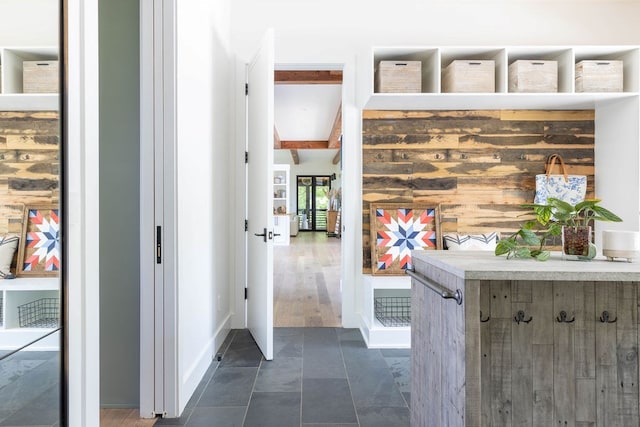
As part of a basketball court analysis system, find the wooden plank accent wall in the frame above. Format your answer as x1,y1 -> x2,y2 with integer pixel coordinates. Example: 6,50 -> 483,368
0,111 -> 60,235
362,110 -> 595,272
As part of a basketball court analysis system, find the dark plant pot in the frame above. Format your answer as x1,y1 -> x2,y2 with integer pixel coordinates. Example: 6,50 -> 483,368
562,225 -> 595,260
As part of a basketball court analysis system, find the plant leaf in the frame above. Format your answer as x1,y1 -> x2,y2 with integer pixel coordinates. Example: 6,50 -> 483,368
520,228 -> 541,246
591,206 -> 623,222
515,248 -> 532,258
535,251 -> 551,261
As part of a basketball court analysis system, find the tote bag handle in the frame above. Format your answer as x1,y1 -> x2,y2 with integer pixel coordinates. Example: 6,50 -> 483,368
545,154 -> 569,183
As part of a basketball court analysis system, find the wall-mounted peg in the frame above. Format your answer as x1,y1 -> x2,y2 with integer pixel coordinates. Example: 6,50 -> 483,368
514,310 -> 532,324
556,310 -> 575,323
599,310 -> 617,323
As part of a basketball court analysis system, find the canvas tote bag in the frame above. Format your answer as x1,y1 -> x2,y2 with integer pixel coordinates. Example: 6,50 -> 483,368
534,154 -> 587,206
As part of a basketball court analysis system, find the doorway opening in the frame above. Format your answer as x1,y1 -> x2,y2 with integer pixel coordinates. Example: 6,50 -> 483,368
297,175 -> 331,232
272,68 -> 343,328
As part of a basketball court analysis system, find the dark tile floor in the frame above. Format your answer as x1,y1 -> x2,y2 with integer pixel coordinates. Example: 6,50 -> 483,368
156,328 -> 411,427
0,350 -> 60,426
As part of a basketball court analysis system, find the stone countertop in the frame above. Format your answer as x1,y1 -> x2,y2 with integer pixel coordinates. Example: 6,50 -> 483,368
412,251 -> 640,281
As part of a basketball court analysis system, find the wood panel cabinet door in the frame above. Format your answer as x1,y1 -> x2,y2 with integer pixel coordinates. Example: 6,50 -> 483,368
595,282 -> 639,426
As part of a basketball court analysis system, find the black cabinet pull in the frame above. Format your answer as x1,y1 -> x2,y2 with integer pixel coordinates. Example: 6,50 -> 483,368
480,311 -> 490,323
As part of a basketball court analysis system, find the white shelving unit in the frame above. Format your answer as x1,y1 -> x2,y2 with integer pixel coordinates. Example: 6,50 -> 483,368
361,275 -> 411,348
0,44 -> 60,351
360,45 -> 640,349
0,277 -> 60,350
0,46 -> 59,111
273,164 -> 290,246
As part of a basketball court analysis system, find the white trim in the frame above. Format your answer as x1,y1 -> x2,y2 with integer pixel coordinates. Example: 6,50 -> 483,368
66,0 -> 100,425
139,0 -> 155,417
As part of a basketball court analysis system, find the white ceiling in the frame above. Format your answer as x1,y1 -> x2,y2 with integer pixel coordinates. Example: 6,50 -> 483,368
274,83 -> 342,164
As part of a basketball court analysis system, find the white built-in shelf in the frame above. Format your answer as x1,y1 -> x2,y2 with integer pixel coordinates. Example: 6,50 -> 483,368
0,277 -> 59,292
367,45 -> 640,110
0,46 -> 59,111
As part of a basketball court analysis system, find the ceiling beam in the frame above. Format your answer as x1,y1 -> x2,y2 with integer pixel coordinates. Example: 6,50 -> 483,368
327,104 -> 342,149
274,126 -> 281,149
332,150 -> 341,165
275,70 -> 343,85
280,140 -> 329,149
290,149 -> 300,165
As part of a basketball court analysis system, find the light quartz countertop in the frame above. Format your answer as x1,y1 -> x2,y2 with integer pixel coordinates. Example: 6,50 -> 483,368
411,251 -> 640,281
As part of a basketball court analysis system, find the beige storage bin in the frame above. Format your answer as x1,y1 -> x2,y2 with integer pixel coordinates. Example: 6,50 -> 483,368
575,60 -> 623,92
442,60 -> 495,93
375,60 -> 422,93
508,60 -> 558,93
23,60 -> 59,93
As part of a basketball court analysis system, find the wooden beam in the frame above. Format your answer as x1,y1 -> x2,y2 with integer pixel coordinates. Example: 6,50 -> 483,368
328,104 -> 342,149
332,150 -> 341,165
280,140 -> 329,149
290,149 -> 300,165
274,126 -> 281,149
275,70 -> 343,85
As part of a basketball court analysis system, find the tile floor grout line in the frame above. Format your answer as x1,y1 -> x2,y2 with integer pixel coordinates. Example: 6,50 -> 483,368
240,338 -> 263,427
299,328 -> 304,427
337,327 -> 361,427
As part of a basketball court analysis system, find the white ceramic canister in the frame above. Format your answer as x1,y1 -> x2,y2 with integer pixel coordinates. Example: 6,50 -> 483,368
602,230 -> 640,262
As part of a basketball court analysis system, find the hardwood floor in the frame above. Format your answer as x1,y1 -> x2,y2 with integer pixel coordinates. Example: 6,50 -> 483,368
100,409 -> 157,426
274,231 -> 341,327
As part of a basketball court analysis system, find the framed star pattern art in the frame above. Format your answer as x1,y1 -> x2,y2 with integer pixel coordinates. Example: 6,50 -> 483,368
17,205 -> 60,277
370,203 -> 440,276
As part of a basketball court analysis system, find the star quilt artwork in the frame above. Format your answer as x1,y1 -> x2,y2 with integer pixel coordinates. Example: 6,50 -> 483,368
17,205 -> 60,277
370,203 -> 440,275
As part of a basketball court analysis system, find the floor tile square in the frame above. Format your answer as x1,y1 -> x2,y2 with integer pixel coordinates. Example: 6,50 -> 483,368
197,367 -> 258,407
357,406 -> 410,427
186,406 -> 245,427
302,378 -> 357,424
243,392 -> 300,427
254,357 -> 302,392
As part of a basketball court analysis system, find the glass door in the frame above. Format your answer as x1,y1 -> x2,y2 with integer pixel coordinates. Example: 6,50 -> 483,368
297,175 -> 331,231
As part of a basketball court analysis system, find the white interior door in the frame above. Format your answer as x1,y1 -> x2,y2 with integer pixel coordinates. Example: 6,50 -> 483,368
246,30 -> 275,360
140,0 -> 178,417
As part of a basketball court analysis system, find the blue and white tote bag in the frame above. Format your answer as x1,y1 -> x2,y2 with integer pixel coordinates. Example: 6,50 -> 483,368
534,154 -> 586,206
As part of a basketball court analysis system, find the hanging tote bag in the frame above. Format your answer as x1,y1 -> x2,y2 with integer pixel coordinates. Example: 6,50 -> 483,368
534,154 -> 587,206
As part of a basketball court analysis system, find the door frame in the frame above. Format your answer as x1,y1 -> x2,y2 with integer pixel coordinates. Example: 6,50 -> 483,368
232,60 -> 359,330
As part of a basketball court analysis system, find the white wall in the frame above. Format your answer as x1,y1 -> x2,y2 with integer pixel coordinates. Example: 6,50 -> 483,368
175,0 -> 233,414
229,0 -> 640,329
0,0 -> 58,46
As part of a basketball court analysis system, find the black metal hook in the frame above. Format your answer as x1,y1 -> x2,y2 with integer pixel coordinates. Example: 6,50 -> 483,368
480,311 -> 490,323
514,310 -> 532,324
600,311 -> 617,323
556,310 -> 575,323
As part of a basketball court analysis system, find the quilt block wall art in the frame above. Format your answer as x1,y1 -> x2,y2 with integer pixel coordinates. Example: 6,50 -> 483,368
17,205 -> 60,276
370,203 -> 440,275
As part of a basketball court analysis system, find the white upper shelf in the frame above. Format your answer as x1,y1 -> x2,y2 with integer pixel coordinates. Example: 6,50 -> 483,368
365,45 -> 640,110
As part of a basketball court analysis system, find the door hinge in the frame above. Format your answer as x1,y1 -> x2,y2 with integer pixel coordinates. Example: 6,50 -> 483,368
245,83 -> 249,95
245,219 -> 248,231
244,288 -> 248,300
245,151 -> 249,164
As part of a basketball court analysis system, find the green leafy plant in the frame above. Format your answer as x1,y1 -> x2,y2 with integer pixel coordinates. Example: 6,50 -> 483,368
495,197 -> 622,261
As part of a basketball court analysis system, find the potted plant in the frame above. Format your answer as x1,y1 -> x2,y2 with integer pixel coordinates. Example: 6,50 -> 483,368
495,197 -> 622,261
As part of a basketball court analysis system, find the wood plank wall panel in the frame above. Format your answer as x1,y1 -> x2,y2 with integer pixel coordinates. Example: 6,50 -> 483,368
0,111 -> 59,235
362,110 -> 595,272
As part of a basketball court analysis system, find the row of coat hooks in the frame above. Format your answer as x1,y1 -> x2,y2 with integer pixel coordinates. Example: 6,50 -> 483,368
479,310 -> 618,324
